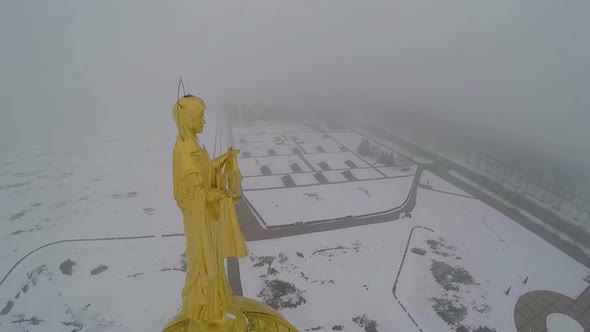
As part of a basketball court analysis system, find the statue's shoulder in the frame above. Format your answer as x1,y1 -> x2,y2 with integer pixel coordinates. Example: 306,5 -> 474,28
173,142 -> 199,158
173,143 -> 197,169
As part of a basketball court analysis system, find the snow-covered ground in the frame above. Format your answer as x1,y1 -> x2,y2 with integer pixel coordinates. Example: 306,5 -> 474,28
347,168 -> 387,181
367,122 -> 590,229
238,155 -> 312,176
0,110 -> 229,331
0,134 -> 183,275
239,172 -> 590,332
242,173 -> 321,190
236,141 -> 296,157
303,152 -> 370,170
288,132 -> 326,140
240,221 -> 418,332
235,134 -> 284,143
420,170 -> 473,197
448,170 -> 590,256
328,132 -> 414,167
297,139 -> 345,154
456,154 -> 590,229
232,122 -> 418,227
404,186 -> 589,331
232,124 -> 313,136
546,313 -> 584,332
2,117 -> 588,332
378,164 -> 418,178
244,177 -> 414,226
353,127 -> 435,165
0,237 -> 186,331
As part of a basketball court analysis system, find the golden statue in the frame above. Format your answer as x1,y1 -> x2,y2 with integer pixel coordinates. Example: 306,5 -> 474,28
164,95 -> 298,332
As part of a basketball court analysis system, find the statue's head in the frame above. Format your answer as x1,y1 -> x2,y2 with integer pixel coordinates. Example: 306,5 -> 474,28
173,95 -> 207,140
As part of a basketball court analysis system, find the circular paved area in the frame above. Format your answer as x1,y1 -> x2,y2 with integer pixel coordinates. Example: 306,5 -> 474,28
514,285 -> 590,331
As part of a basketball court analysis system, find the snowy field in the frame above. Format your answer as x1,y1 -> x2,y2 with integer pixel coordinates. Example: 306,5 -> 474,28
236,134 -> 282,143
233,122 -> 418,227
454,151 -> 590,228
347,168 -> 387,181
240,221 -> 418,332
378,164 -> 418,178
0,237 -> 186,331
239,173 -> 590,332
235,141 -> 296,157
0,111 -> 230,331
288,132 -> 326,140
354,127 -> 434,165
232,123 -> 313,136
420,170 -> 473,197
329,131 -> 415,166
2,117 -> 589,332
304,152 -> 371,170
238,155 -> 312,176
242,173 -> 322,190
402,187 -> 589,331
243,176 -> 414,226
367,122 -> 590,229
297,139 -> 345,154
448,170 -> 590,257
0,133 -> 185,276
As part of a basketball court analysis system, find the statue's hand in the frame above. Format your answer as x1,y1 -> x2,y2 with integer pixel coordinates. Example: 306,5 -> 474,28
227,147 -> 240,157
206,188 -> 230,204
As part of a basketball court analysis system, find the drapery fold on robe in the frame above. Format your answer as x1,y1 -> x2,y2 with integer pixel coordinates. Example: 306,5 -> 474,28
225,151 -> 243,200
174,143 -> 232,321
215,152 -> 247,259
219,197 -> 247,258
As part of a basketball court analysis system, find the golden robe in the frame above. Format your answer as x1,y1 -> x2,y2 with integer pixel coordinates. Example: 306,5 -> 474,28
173,137 -> 247,321
165,95 -> 297,332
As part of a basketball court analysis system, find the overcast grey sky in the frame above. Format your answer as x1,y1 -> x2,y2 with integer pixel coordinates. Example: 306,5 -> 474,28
1,1 -> 589,178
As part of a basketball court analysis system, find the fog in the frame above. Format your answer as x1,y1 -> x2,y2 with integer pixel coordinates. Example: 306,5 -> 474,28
1,1 -> 588,193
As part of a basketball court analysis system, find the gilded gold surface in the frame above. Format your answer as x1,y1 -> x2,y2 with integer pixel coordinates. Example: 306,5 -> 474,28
164,96 -> 297,332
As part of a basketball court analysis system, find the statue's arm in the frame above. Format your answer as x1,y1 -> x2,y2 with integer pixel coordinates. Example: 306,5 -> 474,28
176,172 -> 228,214
212,153 -> 229,172
212,148 -> 240,173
